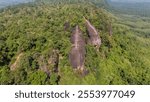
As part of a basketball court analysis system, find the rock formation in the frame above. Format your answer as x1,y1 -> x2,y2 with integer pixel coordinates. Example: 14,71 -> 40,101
37,50 -> 59,77
38,55 -> 50,76
48,50 -> 59,73
84,18 -> 101,50
69,25 -> 86,71
10,53 -> 23,71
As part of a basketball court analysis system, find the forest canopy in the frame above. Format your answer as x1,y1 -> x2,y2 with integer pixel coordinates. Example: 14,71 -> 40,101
0,0 -> 150,85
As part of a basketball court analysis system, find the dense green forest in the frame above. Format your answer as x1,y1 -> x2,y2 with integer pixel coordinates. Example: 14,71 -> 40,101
0,0 -> 150,85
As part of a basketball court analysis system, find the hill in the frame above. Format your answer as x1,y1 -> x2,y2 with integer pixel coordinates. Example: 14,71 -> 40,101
108,0 -> 150,17
0,0 -> 150,85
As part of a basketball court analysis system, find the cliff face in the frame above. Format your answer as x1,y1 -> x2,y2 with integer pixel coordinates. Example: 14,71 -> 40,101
85,19 -> 101,49
69,26 -> 85,70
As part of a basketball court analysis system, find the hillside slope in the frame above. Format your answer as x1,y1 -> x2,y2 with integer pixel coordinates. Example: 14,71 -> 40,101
0,1 -> 150,85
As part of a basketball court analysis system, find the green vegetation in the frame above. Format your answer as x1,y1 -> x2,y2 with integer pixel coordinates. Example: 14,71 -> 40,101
0,0 -> 150,85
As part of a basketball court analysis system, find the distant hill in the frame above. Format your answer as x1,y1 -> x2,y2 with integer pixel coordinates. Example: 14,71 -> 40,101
107,0 -> 150,17
0,0 -> 34,8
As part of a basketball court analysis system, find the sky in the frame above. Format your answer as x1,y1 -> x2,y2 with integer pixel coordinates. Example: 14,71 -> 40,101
111,0 -> 150,2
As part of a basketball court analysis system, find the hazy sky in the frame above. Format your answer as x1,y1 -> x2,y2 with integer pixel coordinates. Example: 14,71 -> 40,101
111,0 -> 150,2
0,0 -> 34,8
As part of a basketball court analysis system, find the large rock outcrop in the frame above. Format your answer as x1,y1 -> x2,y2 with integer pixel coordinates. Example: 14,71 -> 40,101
85,18 -> 101,49
69,25 -> 85,71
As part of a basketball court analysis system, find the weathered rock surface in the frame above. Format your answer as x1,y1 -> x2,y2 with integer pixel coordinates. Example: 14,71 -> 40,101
85,18 -> 101,49
10,53 -> 23,71
48,50 -> 59,73
69,25 -> 85,70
